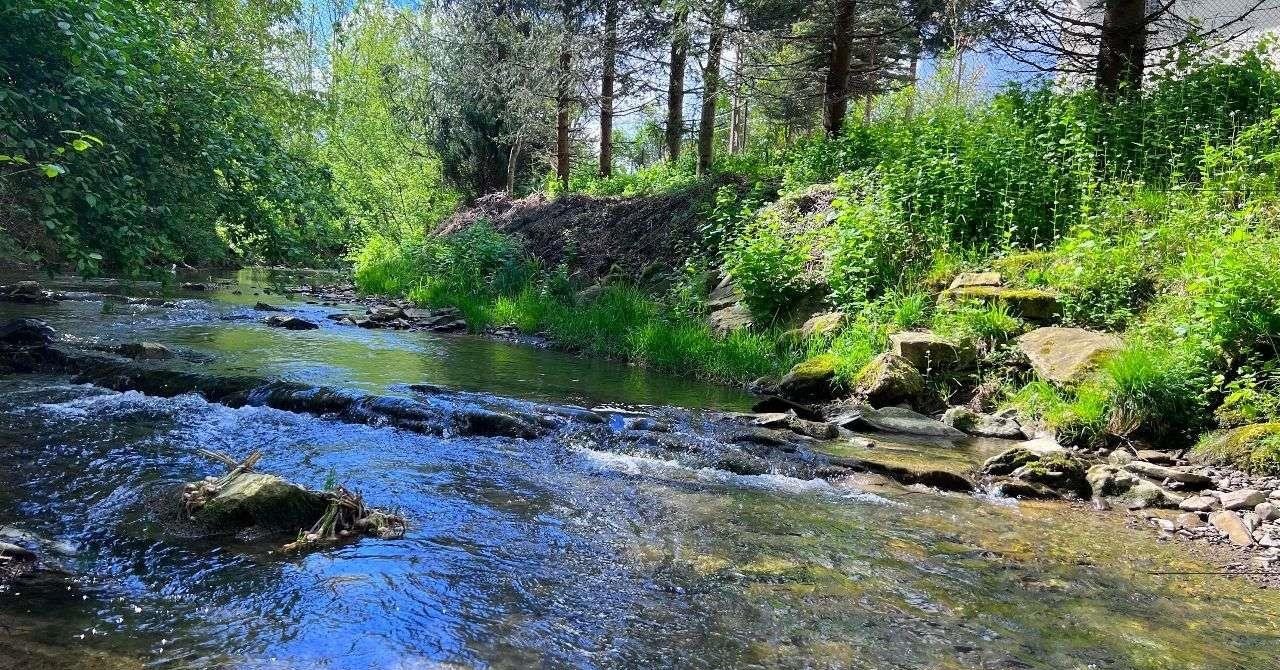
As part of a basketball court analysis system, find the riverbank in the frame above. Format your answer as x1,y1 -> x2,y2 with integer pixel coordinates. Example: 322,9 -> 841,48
268,276 -> 1280,588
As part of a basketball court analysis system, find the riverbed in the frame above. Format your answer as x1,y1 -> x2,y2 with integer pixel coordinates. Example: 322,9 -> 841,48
0,269 -> 1277,670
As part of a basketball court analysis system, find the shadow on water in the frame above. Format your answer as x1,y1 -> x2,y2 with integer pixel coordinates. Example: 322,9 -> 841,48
0,269 -> 1278,669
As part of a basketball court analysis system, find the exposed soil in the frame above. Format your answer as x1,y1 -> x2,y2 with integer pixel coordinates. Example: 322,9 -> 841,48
436,180 -> 749,282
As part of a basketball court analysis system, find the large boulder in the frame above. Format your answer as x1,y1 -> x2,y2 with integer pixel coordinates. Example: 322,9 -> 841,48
1209,510 -> 1255,546
779,354 -> 838,400
709,303 -> 753,334
193,473 -> 331,532
0,318 -> 55,346
940,286 -> 1061,321
0,281 -> 57,305
889,331 -> 974,372
853,353 -> 924,407
982,438 -> 1089,498
1016,327 -> 1122,385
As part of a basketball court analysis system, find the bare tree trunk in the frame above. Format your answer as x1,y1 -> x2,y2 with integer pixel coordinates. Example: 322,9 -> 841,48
665,6 -> 689,162
863,37 -> 876,124
556,4 -> 572,190
507,137 -> 522,196
822,0 -> 856,138
598,0 -> 616,178
696,0 -> 727,177
1096,0 -> 1148,98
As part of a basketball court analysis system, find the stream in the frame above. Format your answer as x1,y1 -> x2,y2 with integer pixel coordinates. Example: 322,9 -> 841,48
0,269 -> 1277,670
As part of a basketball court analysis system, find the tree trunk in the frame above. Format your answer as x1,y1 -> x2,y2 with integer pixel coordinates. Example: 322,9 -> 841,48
1096,0 -> 1148,98
556,5 -> 572,190
598,0 -> 616,178
665,6 -> 689,162
905,48 -> 919,119
696,0 -> 726,177
729,36 -> 748,154
822,0 -> 856,138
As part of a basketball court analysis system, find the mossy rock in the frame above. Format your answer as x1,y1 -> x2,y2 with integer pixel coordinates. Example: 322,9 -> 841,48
940,286 -> 1061,321
778,353 -> 838,400
853,353 -> 924,407
1214,389 -> 1280,429
1193,423 -> 1280,475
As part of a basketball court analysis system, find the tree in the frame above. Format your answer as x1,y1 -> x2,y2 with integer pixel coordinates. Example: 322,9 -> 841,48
696,0 -> 728,175
994,0 -> 1275,96
666,4 -> 691,161
822,0 -> 857,136
599,0 -> 618,177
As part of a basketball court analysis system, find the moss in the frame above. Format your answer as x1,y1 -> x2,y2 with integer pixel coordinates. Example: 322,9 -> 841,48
939,285 -> 1061,321
1194,423 -> 1280,475
1215,388 -> 1280,428
788,353 -> 838,380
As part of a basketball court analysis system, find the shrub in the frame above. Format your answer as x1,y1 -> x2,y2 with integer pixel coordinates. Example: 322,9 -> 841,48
723,212 -> 813,322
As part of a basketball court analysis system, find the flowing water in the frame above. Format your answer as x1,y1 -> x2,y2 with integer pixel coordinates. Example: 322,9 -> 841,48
0,269 -> 1277,670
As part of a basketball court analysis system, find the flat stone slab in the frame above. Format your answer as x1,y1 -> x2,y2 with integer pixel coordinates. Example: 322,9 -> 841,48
849,406 -> 966,439
1220,489 -> 1267,511
1209,510 -> 1255,546
1017,327 -> 1122,385
949,272 -> 1002,289
1123,462 -> 1211,488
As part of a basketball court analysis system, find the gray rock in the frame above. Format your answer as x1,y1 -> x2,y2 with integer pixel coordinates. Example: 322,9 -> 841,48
0,318 -> 55,346
853,353 -> 925,407
1118,480 -> 1184,510
1176,512 -> 1203,529
265,315 -> 319,331
115,341 -> 174,360
368,305 -> 406,322
1209,510 -> 1255,546
1178,495 -> 1218,512
986,438 -> 1068,476
253,302 -> 285,312
0,541 -> 37,562
798,312 -> 846,339
941,406 -> 1024,439
1016,327 -> 1123,385
709,303 -> 752,334
1087,464 -> 1182,509
850,406 -> 966,439
1220,489 -> 1267,511
1108,449 -> 1135,466
890,331 -> 974,372
949,272 -> 1002,289
1123,462 -> 1212,488
1256,502 -> 1278,522
1134,449 -> 1175,465
779,355 -> 838,401
193,474 -> 331,532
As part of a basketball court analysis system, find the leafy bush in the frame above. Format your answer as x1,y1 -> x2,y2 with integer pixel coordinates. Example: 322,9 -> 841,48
722,212 -> 813,321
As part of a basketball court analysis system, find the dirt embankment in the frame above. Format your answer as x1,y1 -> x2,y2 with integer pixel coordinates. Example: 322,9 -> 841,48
437,183 -> 736,282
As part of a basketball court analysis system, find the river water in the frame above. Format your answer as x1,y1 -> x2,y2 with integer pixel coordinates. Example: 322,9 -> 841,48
0,269 -> 1276,670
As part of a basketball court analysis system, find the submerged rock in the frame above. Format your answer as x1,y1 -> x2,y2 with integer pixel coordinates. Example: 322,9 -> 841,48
853,353 -> 924,407
254,302 -> 285,312
265,315 -> 320,331
115,341 -> 174,360
1016,327 -> 1122,385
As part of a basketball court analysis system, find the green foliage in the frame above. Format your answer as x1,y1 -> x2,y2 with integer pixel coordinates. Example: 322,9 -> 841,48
932,300 -> 1024,350
1008,381 -> 1111,447
0,0 -> 344,273
1194,424 -> 1280,476
722,211 -> 812,321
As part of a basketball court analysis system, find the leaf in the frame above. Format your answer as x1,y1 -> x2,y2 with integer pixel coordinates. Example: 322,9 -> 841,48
87,252 -> 103,260
39,164 -> 66,178
71,139 -> 91,151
